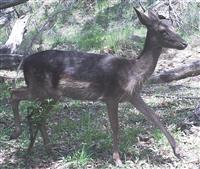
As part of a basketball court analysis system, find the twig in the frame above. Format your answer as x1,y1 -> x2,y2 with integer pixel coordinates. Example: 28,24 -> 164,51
168,0 -> 173,23
13,8 -> 20,18
14,57 -> 24,87
169,4 -> 181,27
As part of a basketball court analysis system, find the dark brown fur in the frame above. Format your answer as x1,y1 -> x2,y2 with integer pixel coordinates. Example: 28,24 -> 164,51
10,9 -> 187,166
23,51 -> 128,100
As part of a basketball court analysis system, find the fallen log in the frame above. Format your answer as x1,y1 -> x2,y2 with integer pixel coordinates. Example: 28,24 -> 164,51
0,54 -> 23,69
149,61 -> 200,83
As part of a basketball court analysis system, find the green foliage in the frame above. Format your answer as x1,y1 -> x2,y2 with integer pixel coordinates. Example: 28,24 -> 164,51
77,23 -> 105,50
61,145 -> 91,168
78,112 -> 111,149
51,35 -> 68,48
95,12 -> 110,29
18,0 -> 141,53
0,82 -> 12,126
26,99 -> 55,123
51,101 -> 111,151
69,100 -> 83,108
0,82 -> 11,101
104,26 -> 135,51
53,117 -> 77,135
96,0 -> 109,11
120,127 -> 144,152
20,28 -> 39,53
152,129 -> 163,141
2,0 -> 200,55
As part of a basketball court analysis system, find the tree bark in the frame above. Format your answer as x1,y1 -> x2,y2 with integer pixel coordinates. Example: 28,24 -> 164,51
0,0 -> 28,10
0,15 -> 29,54
149,61 -> 200,83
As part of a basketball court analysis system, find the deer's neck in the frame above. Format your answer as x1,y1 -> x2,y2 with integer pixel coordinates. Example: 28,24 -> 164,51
125,31 -> 162,94
137,31 -> 162,78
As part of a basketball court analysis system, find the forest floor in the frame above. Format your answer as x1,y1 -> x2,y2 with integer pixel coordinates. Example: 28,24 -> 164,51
0,44 -> 200,169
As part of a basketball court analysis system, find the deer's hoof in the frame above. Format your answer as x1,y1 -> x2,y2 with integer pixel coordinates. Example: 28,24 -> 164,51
113,152 -> 123,167
115,159 -> 123,167
173,145 -> 185,160
9,128 -> 21,140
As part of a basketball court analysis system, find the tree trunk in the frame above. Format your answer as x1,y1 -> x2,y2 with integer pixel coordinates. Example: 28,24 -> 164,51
0,0 -> 28,10
0,15 -> 29,54
0,14 -> 28,69
149,61 -> 200,83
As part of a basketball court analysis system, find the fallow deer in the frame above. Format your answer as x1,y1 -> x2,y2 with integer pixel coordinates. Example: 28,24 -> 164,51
10,8 -> 187,166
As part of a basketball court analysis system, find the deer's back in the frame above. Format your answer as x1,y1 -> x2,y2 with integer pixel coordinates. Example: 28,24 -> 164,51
23,50 -> 130,100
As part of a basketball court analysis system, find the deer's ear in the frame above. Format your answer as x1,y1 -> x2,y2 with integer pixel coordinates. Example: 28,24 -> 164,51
148,10 -> 159,22
134,7 -> 151,26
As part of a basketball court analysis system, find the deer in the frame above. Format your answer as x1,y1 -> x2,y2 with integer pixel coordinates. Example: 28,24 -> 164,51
10,8 -> 187,166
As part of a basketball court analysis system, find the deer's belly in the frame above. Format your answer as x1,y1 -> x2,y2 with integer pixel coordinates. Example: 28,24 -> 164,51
57,78 -> 103,100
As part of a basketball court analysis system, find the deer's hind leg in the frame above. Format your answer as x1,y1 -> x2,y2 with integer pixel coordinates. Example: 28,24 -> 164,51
10,87 -> 31,140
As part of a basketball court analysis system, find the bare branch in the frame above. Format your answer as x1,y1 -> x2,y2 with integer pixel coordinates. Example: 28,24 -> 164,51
0,0 -> 28,10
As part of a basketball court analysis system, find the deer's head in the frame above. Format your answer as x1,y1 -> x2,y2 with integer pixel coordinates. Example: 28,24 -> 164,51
134,8 -> 187,50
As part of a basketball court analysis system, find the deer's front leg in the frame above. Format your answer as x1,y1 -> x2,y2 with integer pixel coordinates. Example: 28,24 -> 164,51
130,95 -> 179,157
106,100 -> 122,166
